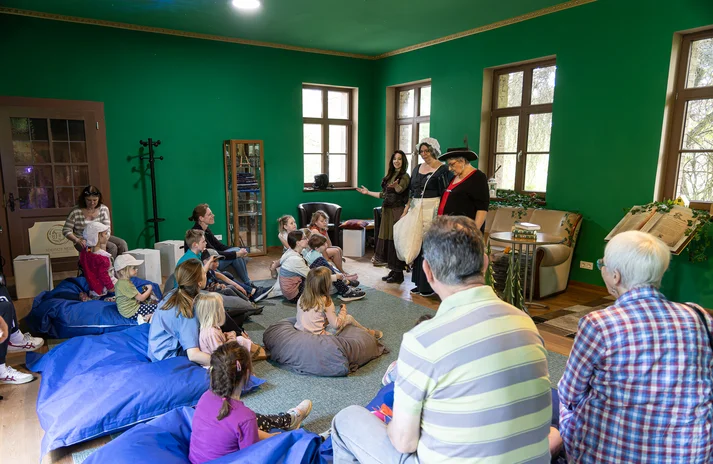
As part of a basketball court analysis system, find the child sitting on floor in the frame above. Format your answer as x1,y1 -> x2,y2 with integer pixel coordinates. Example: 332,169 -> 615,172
308,210 -> 347,273
188,342 -> 312,464
304,234 -> 360,286
195,292 -> 251,354
79,222 -> 116,300
201,249 -> 267,302
279,231 -> 364,303
294,267 -> 382,339
113,254 -> 158,323
270,215 -> 299,278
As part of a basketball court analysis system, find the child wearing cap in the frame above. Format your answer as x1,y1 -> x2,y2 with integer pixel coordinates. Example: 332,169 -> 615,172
114,254 -> 157,323
202,249 -> 269,303
79,222 -> 116,298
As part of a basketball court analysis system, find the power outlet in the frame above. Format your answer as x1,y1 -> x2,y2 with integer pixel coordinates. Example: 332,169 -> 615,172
580,261 -> 594,270
215,234 -> 222,241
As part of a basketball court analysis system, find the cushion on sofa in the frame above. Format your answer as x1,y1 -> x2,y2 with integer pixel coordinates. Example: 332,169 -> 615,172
263,317 -> 387,376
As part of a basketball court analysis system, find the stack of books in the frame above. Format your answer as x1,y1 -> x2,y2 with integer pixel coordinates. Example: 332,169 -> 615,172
511,222 -> 540,241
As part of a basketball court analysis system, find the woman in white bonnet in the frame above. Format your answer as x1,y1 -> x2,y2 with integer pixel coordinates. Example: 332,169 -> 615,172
401,137 -> 453,297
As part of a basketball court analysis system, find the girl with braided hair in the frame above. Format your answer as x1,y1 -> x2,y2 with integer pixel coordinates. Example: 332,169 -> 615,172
188,342 -> 313,463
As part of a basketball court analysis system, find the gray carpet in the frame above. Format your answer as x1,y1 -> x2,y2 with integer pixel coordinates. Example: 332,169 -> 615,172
241,284 -> 569,434
69,285 -> 569,463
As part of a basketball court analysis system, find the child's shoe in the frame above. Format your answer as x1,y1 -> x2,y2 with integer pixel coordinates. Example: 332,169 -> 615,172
346,279 -> 360,287
136,315 -> 146,325
8,332 -> 44,353
287,399 -> 313,430
340,288 -> 366,302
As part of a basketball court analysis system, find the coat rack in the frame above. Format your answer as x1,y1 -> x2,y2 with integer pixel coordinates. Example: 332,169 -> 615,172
139,138 -> 164,242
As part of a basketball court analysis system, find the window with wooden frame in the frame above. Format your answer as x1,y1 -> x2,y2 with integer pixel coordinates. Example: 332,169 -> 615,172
395,82 -> 431,169
302,85 -> 355,188
662,29 -> 713,210
488,59 -> 556,195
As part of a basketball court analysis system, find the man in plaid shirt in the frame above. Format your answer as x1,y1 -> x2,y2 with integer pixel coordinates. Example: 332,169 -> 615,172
555,231 -> 713,463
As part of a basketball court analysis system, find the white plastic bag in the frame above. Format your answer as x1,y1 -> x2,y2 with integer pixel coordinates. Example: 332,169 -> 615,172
394,202 -> 424,264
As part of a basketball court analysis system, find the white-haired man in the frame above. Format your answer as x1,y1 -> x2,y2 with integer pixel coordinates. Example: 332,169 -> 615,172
331,216 -> 552,463
555,230 -> 713,462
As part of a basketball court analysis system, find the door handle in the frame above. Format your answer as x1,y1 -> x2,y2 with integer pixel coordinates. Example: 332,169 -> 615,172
6,193 -> 15,212
517,151 -> 522,163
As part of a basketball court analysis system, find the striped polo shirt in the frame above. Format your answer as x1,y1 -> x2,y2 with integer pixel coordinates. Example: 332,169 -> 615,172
394,285 -> 551,463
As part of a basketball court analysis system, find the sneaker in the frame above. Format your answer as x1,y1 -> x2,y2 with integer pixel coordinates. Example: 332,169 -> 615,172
340,288 -> 366,302
419,291 -> 436,297
0,366 -> 35,385
386,273 -> 404,284
318,427 -> 332,441
287,399 -> 313,430
410,287 -> 420,294
252,286 -> 270,303
8,332 -> 44,353
347,279 -> 360,287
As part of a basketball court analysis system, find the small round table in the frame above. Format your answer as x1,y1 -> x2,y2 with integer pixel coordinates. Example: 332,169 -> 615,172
489,232 -> 565,311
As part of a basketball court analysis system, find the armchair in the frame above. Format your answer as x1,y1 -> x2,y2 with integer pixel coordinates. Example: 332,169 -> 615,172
297,202 -> 342,247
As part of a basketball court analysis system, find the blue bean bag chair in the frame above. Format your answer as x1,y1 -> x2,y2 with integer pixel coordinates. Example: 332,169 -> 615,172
82,407 -> 324,464
26,324 -> 265,458
263,317 -> 388,377
25,277 -> 162,338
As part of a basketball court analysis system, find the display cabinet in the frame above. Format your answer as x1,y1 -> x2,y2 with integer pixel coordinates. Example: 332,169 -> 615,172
223,140 -> 266,256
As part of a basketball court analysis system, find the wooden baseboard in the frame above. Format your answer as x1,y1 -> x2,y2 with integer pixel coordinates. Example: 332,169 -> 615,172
568,280 -> 607,292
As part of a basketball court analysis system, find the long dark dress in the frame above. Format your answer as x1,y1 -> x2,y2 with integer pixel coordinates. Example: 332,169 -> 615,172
410,165 -> 453,295
374,172 -> 411,271
438,168 -> 490,232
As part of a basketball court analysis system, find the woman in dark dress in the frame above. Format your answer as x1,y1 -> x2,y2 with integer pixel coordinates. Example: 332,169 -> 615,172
356,150 -> 410,283
403,138 -> 454,297
437,148 -> 490,232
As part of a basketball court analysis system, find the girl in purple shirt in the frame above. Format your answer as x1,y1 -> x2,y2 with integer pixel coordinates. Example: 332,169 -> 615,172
188,342 -> 313,464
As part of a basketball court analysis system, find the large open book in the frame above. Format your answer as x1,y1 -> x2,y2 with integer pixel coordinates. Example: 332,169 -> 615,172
605,205 -> 703,254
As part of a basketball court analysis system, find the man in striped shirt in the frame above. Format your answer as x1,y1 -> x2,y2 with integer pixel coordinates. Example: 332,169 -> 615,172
331,215 -> 552,463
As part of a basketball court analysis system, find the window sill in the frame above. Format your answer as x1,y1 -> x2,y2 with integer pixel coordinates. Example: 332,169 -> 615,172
303,187 -> 357,192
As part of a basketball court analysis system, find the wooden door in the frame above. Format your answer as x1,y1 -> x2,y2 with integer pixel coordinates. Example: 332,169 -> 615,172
0,97 -> 109,278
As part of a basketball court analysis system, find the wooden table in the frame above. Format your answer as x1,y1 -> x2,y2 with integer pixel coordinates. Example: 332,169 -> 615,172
489,232 -> 565,311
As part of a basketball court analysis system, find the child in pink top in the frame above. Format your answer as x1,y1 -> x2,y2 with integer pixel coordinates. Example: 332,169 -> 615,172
188,342 -> 313,464
79,222 -> 116,298
195,292 -> 252,355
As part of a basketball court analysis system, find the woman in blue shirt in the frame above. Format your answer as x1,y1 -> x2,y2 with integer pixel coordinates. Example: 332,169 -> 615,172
149,259 -> 211,366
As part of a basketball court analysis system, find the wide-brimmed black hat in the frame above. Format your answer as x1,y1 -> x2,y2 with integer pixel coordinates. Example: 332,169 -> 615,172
439,147 -> 478,162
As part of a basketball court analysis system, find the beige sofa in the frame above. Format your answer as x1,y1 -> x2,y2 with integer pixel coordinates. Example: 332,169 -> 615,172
484,207 -> 583,299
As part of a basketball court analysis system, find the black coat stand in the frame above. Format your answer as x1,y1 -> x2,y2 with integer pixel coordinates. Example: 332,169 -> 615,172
139,138 -> 165,242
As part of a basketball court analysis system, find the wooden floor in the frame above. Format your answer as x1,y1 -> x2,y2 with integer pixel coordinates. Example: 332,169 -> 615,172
0,247 -> 608,463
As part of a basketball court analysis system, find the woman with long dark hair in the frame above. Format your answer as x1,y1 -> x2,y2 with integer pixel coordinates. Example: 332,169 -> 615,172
356,150 -> 410,283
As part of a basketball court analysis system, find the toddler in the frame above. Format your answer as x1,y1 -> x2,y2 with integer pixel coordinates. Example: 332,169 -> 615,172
294,267 -> 381,338
113,254 -> 157,323
304,234 -> 363,299
188,342 -> 312,463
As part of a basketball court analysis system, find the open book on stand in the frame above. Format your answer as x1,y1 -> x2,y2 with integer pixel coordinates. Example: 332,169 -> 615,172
606,205 -> 704,255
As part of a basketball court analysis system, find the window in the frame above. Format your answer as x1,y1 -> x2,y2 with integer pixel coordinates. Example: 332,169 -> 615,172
488,59 -> 556,195
395,82 -> 431,169
663,29 -> 713,209
302,85 -> 354,188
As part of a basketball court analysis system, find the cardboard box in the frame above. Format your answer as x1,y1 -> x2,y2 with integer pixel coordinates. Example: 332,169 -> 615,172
154,240 -> 184,277
13,254 -> 53,299
127,248 -> 162,285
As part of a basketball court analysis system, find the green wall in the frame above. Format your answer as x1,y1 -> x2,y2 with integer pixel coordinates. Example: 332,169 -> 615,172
0,15 -> 380,252
373,0 -> 713,307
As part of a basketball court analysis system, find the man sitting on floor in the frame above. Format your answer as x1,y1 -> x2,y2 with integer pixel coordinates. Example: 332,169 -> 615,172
330,215 -> 552,463
554,230 -> 713,462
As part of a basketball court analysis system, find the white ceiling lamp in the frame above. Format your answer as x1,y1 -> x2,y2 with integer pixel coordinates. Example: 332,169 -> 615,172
232,0 -> 261,10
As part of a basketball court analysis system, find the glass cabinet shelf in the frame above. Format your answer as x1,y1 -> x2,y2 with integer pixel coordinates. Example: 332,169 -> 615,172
224,140 -> 266,256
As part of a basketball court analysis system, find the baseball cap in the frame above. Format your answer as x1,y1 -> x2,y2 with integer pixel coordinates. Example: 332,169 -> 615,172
83,222 -> 110,247
114,254 -> 144,272
201,248 -> 225,261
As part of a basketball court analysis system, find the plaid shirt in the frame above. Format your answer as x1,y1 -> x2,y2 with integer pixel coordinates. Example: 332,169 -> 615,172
558,286 -> 713,463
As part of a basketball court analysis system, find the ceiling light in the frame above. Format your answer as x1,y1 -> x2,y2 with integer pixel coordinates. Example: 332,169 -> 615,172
232,0 -> 260,10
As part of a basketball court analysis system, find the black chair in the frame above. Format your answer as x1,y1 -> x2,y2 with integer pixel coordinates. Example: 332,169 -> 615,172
297,202 -> 342,247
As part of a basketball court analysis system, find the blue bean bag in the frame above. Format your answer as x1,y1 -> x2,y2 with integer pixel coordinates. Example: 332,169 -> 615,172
26,324 -> 265,458
82,407 -> 324,464
25,277 -> 162,338
263,317 -> 388,377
